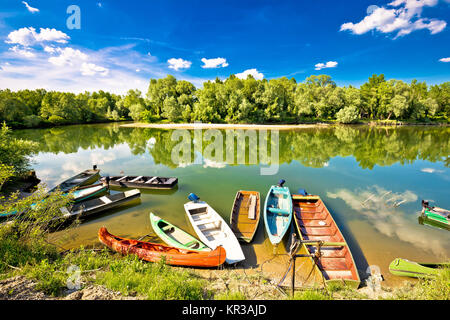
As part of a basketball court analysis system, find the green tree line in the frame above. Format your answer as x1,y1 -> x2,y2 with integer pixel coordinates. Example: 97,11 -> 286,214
1,74 -> 449,127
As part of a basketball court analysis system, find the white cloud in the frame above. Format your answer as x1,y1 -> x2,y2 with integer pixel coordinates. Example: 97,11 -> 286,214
167,58 -> 192,71
340,1 -> 446,38
48,47 -> 88,66
22,1 -> 39,13
314,61 -> 338,71
43,46 -> 56,53
235,68 -> 264,80
80,62 -> 109,76
201,57 -> 229,68
6,27 -> 70,46
439,57 -> 450,62
9,45 -> 35,58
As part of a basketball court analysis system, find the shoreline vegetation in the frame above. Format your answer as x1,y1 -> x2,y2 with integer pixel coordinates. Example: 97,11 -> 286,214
0,74 -> 448,130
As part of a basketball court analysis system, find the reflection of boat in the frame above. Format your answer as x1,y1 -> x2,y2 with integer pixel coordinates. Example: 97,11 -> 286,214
49,167 -> 100,193
59,189 -> 140,220
292,190 -> 361,289
184,193 -> 245,264
421,200 -> 449,230
104,175 -> 178,190
389,258 -> 449,278
150,212 -> 210,252
418,216 -> 450,231
263,180 -> 292,245
230,191 -> 260,243
98,227 -> 226,267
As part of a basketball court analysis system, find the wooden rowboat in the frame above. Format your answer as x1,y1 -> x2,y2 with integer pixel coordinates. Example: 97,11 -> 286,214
59,189 -> 140,220
0,183 -> 108,218
98,227 -> 226,267
49,167 -> 100,193
105,175 -> 178,190
292,193 -> 360,289
389,258 -> 449,278
230,191 -> 260,243
263,184 -> 293,245
149,212 -> 210,252
184,194 -> 245,264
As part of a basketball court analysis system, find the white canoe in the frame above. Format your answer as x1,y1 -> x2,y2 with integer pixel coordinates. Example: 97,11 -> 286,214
184,200 -> 245,264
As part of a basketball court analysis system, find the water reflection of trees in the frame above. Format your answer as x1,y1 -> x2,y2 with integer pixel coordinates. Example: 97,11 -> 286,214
13,124 -> 450,169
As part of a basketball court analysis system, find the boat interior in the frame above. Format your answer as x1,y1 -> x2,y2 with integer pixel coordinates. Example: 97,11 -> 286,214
293,196 -> 359,282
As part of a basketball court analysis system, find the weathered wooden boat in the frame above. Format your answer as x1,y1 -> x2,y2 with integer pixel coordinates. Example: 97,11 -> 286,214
421,200 -> 449,229
389,258 -> 449,278
98,227 -> 226,267
263,181 -> 293,245
184,193 -> 245,264
149,212 -> 210,252
230,191 -> 260,243
49,167 -> 100,193
104,175 -> 178,190
292,190 -> 361,289
59,189 -> 140,220
0,183 -> 108,218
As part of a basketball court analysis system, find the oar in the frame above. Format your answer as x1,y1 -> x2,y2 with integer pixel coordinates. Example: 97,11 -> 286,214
300,240 -> 347,247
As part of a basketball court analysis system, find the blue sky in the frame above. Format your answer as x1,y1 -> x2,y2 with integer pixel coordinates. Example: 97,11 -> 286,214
0,0 -> 449,94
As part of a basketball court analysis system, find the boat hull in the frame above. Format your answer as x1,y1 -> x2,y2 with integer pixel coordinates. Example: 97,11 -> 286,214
49,169 -> 100,193
263,185 -> 293,245
230,191 -> 260,243
389,258 -> 449,278
292,194 -> 360,289
98,227 -> 226,267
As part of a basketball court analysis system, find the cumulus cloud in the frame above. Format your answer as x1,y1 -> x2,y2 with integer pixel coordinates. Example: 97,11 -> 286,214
340,0 -> 446,38
439,57 -> 450,62
22,1 -> 39,13
314,61 -> 338,70
167,58 -> 192,71
48,47 -> 88,66
201,57 -> 229,68
6,27 -> 70,46
9,45 -> 35,58
235,68 -> 264,80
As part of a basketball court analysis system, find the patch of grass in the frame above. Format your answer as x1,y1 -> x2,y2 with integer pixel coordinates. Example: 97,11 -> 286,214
95,255 -> 208,300
215,290 -> 247,300
291,289 -> 332,300
391,268 -> 450,300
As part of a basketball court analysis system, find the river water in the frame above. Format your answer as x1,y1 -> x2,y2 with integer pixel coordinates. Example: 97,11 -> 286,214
13,123 -> 450,287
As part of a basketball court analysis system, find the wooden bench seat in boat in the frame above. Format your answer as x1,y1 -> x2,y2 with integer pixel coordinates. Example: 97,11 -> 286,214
267,207 -> 290,216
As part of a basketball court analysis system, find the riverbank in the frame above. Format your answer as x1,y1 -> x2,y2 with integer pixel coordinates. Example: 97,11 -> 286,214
1,247 -> 448,300
121,121 -> 448,130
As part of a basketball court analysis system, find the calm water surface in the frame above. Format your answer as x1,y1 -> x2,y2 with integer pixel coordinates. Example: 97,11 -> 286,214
13,123 -> 450,286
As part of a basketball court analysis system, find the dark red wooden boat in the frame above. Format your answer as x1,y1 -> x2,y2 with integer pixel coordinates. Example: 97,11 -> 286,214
292,194 -> 361,289
98,227 -> 226,268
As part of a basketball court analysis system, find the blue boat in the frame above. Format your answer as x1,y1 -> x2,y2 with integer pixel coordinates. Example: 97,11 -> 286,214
263,180 -> 293,245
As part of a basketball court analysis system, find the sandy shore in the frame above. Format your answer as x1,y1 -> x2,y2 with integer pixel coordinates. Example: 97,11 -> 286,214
120,122 -> 330,130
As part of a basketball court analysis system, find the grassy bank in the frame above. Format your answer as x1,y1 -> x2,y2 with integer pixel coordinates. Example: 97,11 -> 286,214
1,236 -> 448,300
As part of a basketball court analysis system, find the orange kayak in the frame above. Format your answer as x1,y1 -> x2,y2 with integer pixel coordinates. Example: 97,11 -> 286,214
98,227 -> 226,267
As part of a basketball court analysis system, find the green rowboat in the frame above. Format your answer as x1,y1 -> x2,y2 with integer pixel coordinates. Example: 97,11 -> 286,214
149,212 -> 210,252
389,258 -> 449,278
420,200 -> 449,231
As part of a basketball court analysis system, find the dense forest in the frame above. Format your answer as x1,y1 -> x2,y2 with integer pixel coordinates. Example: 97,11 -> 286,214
1,74 -> 449,128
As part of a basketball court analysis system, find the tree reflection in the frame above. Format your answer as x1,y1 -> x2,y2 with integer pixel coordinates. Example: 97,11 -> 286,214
13,124 -> 450,169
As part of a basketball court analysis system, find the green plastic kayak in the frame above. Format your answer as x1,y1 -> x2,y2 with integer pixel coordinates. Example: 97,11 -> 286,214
149,212 -> 210,252
420,200 -> 449,230
389,258 -> 449,278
